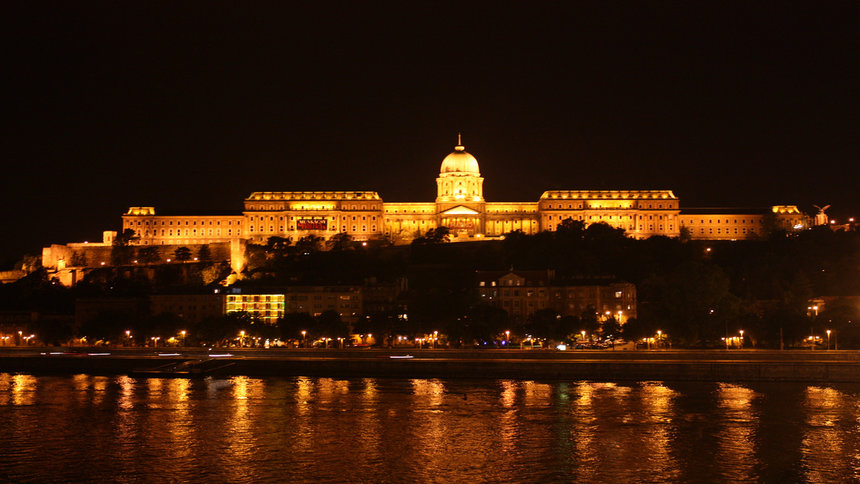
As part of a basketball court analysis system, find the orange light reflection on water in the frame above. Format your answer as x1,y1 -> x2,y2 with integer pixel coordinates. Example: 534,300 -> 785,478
715,383 -> 759,481
803,386 -> 855,481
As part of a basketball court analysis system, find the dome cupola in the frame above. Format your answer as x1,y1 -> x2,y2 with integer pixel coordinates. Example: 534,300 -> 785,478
436,134 -> 485,203
440,134 -> 480,175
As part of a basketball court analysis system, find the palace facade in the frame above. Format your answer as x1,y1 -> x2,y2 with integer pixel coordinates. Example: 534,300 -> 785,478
42,137 -> 808,278
119,138 -> 699,248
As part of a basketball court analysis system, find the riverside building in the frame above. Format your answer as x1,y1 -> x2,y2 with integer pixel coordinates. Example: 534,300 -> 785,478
42,136 -> 809,280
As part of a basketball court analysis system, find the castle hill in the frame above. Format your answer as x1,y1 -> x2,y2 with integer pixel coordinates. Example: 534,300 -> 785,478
1,139 -> 858,380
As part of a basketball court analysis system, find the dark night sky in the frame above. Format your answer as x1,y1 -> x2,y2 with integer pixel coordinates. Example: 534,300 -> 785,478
3,2 -> 858,266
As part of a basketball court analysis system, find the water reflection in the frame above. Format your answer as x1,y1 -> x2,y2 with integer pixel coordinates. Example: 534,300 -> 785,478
223,376 -> 264,482
499,380 -> 519,455
11,374 -> 36,406
2,375 -> 860,482
353,379 -> 382,467
409,379 -> 448,475
715,383 -> 759,481
802,385 -> 860,481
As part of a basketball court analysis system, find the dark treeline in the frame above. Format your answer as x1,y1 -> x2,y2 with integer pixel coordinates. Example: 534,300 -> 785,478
1,222 -> 858,348
409,222 -> 860,348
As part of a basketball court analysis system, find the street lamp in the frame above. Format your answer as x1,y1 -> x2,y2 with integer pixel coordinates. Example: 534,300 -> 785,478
239,330 -> 245,347
807,307 -> 819,351
739,330 -> 744,349
657,330 -> 662,349
505,330 -> 510,345
826,329 -> 831,350
180,330 -> 186,347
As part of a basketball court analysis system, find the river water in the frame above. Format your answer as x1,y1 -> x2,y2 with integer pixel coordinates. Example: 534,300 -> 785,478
1,374 -> 859,483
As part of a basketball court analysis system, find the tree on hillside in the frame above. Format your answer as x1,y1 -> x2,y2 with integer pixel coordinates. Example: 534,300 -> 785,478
638,260 -> 733,345
679,226 -> 693,242
601,316 -> 622,341
523,308 -> 561,340
412,227 -> 451,245
111,229 -> 139,266
316,310 -> 350,339
583,221 -> 626,242
194,314 -> 245,347
353,311 -> 404,347
70,251 -> 88,267
447,303 -> 509,346
579,306 -> 601,336
197,244 -> 212,262
296,235 -> 322,255
137,246 -> 161,264
621,317 -> 652,341
265,236 -> 292,257
29,316 -> 74,346
16,254 -> 43,273
173,246 -> 192,262
556,218 -> 586,239
326,232 -> 354,251
79,310 -> 139,344
278,312 -> 317,343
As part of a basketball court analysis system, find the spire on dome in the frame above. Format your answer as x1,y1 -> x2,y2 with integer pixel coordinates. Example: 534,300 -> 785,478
455,132 -> 464,152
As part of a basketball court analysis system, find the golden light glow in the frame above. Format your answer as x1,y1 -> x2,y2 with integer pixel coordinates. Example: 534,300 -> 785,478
126,206 -> 156,215
46,140 -> 809,280
288,202 -> 337,211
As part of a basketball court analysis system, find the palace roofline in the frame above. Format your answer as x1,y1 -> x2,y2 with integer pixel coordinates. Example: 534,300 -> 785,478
540,190 -> 678,200
681,207 -> 781,215
247,191 -> 382,201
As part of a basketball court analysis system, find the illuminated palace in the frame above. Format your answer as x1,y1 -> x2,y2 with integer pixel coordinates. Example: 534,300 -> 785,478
42,137 -> 807,275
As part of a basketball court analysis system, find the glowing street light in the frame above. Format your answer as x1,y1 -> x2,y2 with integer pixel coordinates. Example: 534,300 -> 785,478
827,329 -> 831,350
301,330 -> 307,348
739,330 -> 744,349
505,330 -> 510,344
180,330 -> 186,347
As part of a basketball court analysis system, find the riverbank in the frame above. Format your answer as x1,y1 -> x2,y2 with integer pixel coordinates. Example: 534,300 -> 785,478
2,348 -> 860,382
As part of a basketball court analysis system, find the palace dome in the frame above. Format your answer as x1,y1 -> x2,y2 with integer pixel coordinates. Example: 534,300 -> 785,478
440,140 -> 480,175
